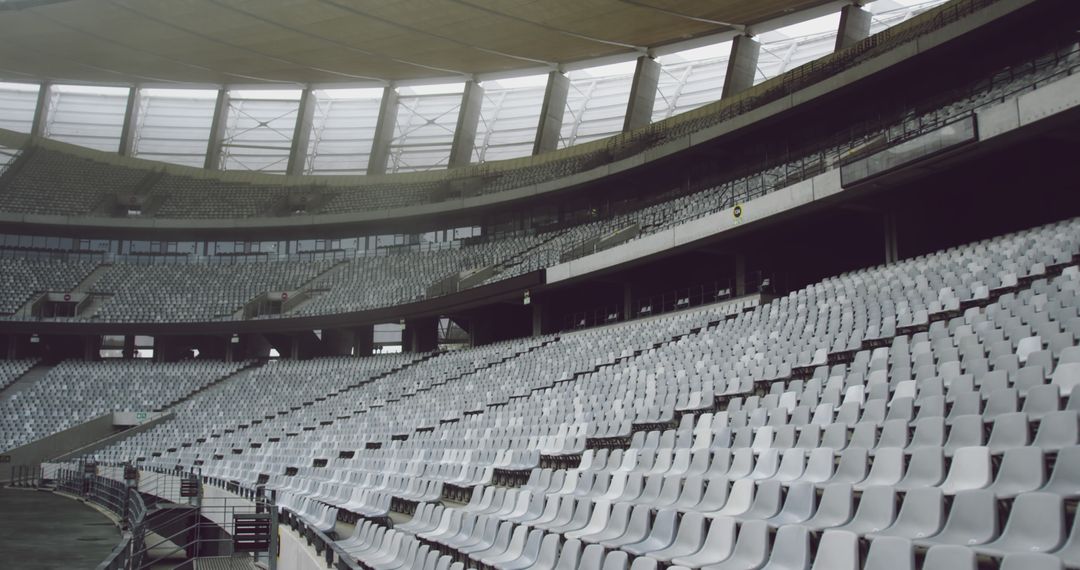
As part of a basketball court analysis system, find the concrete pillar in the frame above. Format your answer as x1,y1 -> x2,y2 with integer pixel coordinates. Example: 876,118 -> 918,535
448,81 -> 485,168
83,336 -> 101,361
835,5 -> 873,51
118,86 -> 142,157
226,335 -> 240,363
533,71 -> 570,155
722,35 -> 761,99
243,334 -> 273,360
884,211 -> 900,264
734,254 -> 747,297
30,81 -> 52,139
354,325 -> 374,357
286,87 -> 317,176
623,284 -> 634,320
204,88 -> 230,171
531,303 -> 547,337
122,335 -> 136,360
367,86 -> 399,175
404,317 -> 438,353
623,56 -> 661,132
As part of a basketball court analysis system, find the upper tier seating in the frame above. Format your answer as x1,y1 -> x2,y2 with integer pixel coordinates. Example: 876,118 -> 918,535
50,216 -> 1075,569
0,257 -> 97,314
0,359 -> 35,393
90,260 -> 335,322
0,148 -> 146,215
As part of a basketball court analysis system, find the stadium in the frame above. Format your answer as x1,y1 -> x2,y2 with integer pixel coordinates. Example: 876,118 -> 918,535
1,0 -> 1080,568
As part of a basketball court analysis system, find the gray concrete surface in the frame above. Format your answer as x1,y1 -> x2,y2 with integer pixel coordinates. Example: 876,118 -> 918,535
0,488 -> 120,570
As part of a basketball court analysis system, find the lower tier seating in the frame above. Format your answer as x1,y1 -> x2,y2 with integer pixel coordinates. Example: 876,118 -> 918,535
30,216 -> 1080,569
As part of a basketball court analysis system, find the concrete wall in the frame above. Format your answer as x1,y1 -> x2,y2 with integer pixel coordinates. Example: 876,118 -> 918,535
546,169 -> 842,284
1,413 -> 115,482
3,412 -> 175,480
278,526 -> 328,570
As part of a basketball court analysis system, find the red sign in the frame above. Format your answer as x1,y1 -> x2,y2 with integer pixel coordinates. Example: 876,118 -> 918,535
63,293 -> 71,302
281,292 -> 288,300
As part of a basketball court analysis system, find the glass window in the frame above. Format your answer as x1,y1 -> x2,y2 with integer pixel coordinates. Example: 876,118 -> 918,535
220,89 -> 302,174
654,42 -> 732,122
560,61 -> 637,148
0,82 -> 40,133
46,85 -> 130,152
306,88 -> 383,175
474,75 -> 547,162
389,83 -> 465,173
135,88 -> 218,167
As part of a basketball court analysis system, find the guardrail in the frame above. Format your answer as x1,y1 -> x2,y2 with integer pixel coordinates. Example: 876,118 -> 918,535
53,466 -> 148,570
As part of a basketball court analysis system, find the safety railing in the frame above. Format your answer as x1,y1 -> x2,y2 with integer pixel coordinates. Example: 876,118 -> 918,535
53,465 -> 148,570
545,40 -> 1080,268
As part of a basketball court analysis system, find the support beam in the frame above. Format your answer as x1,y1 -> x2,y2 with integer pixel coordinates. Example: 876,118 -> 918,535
204,88 -> 230,171
30,81 -> 52,139
734,254 -> 747,297
623,56 -> 661,132
533,71 -> 570,155
448,81 -> 485,168
355,325 -> 374,357
722,35 -> 761,99
623,284 -> 633,320
367,86 -> 399,175
84,335 -> 101,362
118,86 -> 141,157
531,302 -> 547,337
835,4 -> 873,51
404,317 -> 438,353
286,87 -> 317,176
884,211 -> 900,264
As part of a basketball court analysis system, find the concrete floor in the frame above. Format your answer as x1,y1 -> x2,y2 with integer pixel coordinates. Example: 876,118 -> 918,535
0,488 -> 120,570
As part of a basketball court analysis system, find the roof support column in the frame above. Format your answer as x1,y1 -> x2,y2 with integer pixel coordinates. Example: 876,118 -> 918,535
448,81 -> 484,168
204,88 -> 230,171
286,87 -> 316,176
118,86 -> 142,157
623,55 -> 660,132
722,34 -> 760,99
836,4 -> 872,51
533,71 -> 570,155
367,86 -> 399,175
30,81 -> 53,139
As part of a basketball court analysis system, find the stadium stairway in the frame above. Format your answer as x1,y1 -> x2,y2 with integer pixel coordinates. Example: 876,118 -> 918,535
153,360 -> 266,413
0,361 -> 52,402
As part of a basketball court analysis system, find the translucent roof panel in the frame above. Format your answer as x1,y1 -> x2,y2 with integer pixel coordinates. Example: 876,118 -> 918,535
220,89 -> 301,174
560,61 -> 636,148
0,82 -> 40,134
754,0 -> 949,85
45,85 -> 129,153
653,42 -> 732,122
753,12 -> 843,84
306,88 -> 384,175
390,83 -> 465,173
473,75 -> 547,163
134,88 -> 218,168
869,0 -> 952,30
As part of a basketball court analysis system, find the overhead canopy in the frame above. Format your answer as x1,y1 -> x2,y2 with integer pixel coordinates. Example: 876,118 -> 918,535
0,0 -> 844,86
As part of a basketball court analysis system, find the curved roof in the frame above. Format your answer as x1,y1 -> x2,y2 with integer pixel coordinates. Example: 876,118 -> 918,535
0,0 -> 841,86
